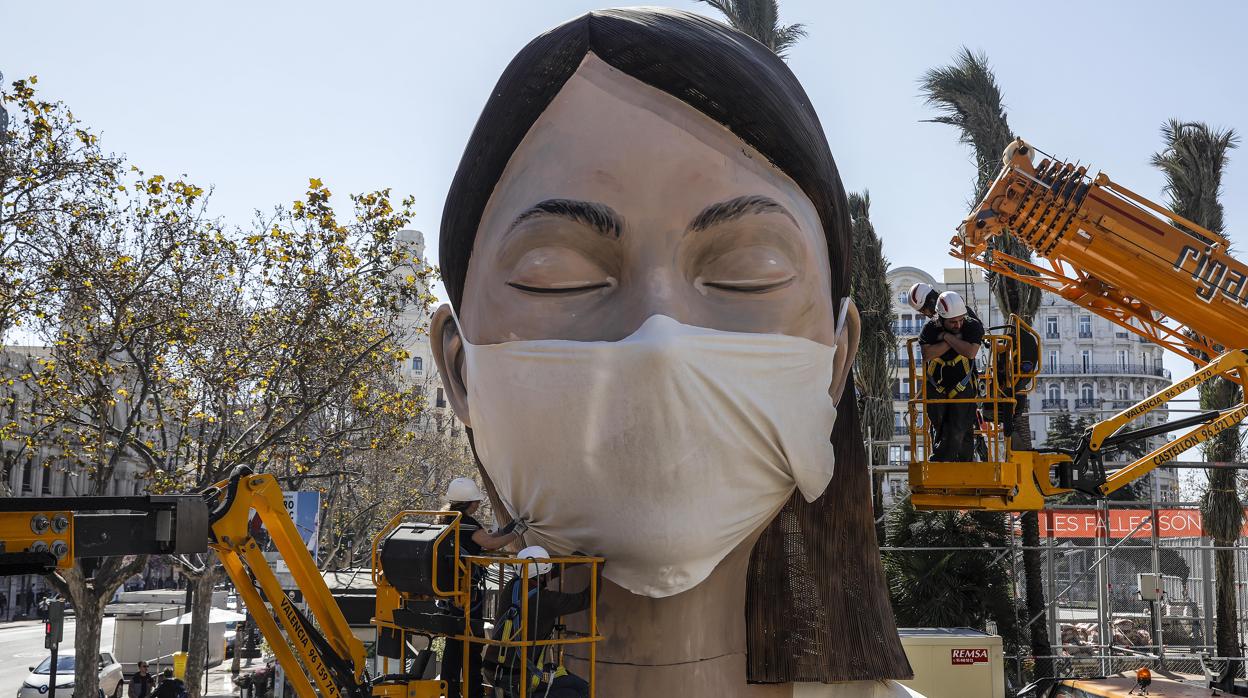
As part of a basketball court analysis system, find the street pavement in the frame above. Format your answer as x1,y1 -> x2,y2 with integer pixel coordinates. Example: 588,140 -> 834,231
0,618 -> 115,696
0,618 -> 253,697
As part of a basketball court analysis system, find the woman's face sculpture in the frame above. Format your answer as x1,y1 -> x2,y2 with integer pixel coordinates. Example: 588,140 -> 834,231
450,54 -> 846,352
433,54 -> 859,597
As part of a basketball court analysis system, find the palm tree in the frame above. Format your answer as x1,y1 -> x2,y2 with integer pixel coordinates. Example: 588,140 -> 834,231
849,192 -> 899,513
884,501 -> 1021,648
1152,119 -> 1241,670
695,0 -> 807,58
919,48 -> 1053,677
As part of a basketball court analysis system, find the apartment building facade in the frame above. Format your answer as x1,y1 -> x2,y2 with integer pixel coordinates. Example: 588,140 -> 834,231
393,230 -> 470,452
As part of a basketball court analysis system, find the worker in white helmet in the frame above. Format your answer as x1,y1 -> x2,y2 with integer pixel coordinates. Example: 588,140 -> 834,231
487,545 -> 601,698
441,477 -> 527,698
907,282 -> 940,318
908,281 -> 981,322
918,291 -> 984,462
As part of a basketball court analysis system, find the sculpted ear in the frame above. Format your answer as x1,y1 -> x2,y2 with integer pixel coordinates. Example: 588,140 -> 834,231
830,300 -> 860,407
430,304 -> 472,428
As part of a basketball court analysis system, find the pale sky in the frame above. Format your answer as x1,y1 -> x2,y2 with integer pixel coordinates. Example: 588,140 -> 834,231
5,0 -> 1247,477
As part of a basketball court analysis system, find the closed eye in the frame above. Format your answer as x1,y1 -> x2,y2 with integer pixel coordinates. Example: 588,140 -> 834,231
702,276 -> 796,293
505,246 -> 616,296
507,280 -> 614,294
696,245 -> 797,295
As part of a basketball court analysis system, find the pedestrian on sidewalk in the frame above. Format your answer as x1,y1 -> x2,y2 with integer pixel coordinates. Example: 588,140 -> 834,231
153,669 -> 185,698
129,662 -> 155,698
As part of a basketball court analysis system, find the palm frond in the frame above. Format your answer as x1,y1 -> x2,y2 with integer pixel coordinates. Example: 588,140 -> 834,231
695,0 -> 805,59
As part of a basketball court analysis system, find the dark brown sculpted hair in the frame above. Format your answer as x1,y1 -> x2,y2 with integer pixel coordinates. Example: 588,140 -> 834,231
439,7 -> 910,683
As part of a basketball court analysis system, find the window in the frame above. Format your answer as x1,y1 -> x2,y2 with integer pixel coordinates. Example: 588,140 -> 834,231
1048,350 -> 1059,369
1045,316 -> 1059,337
40,463 -> 51,494
1081,350 -> 1091,372
1117,384 -> 1129,400
62,470 -> 72,496
1047,384 -> 1061,400
436,387 -> 446,408
1118,350 -> 1127,369
20,458 -> 32,494
1081,383 -> 1094,402
411,356 -> 423,373
1079,316 -> 1092,337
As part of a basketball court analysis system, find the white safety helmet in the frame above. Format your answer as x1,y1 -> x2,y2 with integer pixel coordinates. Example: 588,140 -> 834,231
445,477 -> 486,503
516,545 -> 552,578
936,291 -> 968,320
907,282 -> 936,313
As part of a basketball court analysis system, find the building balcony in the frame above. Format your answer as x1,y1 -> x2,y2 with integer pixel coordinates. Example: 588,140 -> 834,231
1045,332 -> 1060,340
893,322 -> 924,336
1078,331 -> 1093,339
1106,399 -> 1136,410
894,425 -> 909,436
1074,398 -> 1103,410
1041,363 -> 1170,379
1040,398 -> 1067,411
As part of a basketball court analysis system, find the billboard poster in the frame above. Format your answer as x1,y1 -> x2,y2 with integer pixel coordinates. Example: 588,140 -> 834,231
282,491 -> 322,556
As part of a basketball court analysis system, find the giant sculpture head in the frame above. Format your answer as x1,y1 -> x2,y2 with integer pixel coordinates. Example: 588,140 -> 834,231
432,7 -> 909,689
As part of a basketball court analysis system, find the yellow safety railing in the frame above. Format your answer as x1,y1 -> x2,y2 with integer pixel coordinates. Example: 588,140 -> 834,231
906,315 -> 1066,511
453,554 -> 604,698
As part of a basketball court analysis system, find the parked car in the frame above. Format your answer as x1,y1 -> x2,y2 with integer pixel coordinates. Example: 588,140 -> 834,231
18,652 -> 124,698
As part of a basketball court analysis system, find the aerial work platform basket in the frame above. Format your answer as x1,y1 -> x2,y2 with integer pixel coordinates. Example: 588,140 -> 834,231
372,511 -> 603,698
906,315 -> 1066,511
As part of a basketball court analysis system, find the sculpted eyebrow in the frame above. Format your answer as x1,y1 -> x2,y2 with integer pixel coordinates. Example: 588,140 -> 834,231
688,195 -> 796,232
508,199 -> 623,239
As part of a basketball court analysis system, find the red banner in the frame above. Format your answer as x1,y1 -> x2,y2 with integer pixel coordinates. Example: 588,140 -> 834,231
1039,509 -> 1212,539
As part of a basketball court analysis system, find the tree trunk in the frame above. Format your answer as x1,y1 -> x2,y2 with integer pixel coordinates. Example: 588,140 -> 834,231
44,555 -> 147,698
182,554 -> 219,698
1012,395 -> 1053,676
1200,376 -> 1242,667
1207,466 -> 1242,664
1020,511 -> 1053,677
73,595 -> 106,698
1215,535 -> 1241,662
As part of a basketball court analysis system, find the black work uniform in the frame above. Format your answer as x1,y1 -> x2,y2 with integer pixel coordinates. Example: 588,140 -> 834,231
920,316 -> 984,462
441,513 -> 485,698
489,575 -> 594,698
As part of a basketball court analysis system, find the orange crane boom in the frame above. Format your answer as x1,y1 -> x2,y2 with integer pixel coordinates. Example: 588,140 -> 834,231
954,139 -> 1248,364
908,139 -> 1248,510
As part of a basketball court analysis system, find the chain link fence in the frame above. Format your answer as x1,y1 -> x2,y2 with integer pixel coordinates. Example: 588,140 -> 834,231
877,493 -> 1248,691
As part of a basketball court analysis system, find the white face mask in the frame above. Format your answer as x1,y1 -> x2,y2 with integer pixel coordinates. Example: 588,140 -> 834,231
460,311 -> 844,598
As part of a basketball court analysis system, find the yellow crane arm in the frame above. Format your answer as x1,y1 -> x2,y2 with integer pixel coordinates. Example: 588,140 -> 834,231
205,466 -> 368,698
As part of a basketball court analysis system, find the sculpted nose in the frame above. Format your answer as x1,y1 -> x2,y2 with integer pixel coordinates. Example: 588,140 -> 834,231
623,266 -> 694,334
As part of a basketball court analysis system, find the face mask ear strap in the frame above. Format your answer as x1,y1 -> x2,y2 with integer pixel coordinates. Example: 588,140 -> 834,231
834,297 -> 850,339
447,304 -> 473,348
